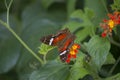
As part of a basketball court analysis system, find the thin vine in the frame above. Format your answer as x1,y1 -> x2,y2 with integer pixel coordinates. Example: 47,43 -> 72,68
0,0 -> 44,64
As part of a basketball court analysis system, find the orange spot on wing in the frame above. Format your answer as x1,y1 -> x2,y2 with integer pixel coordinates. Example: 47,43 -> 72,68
59,38 -> 72,51
53,33 -> 67,45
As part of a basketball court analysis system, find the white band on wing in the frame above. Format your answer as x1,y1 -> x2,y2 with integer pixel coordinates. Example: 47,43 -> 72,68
49,38 -> 54,45
60,50 -> 67,55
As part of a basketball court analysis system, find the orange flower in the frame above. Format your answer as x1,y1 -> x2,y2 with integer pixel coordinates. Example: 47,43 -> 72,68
65,44 -> 80,63
100,11 -> 120,37
108,20 -> 114,29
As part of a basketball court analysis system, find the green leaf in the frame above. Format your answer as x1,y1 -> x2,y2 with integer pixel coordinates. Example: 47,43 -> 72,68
63,9 -> 96,42
84,8 -> 95,20
0,32 -> 20,73
63,21 -> 83,33
22,0 -> 66,29
85,36 -> 111,70
70,9 -> 91,23
105,73 -> 120,80
104,53 -> 116,64
75,26 -> 93,42
30,61 -> 69,80
85,0 -> 107,24
16,1 -> 62,79
111,0 -> 120,11
41,0 -> 56,9
46,48 -> 58,61
41,0 -> 64,9
0,14 -> 21,73
16,19 -> 60,79
67,0 -> 77,17
69,52 -> 89,80
38,43 -> 55,55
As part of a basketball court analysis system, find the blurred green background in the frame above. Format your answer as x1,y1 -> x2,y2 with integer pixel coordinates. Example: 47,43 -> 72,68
1,0 -> 120,80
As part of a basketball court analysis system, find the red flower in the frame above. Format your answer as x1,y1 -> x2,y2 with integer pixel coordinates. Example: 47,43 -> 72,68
100,11 -> 120,37
66,58 -> 70,63
101,32 -> 107,38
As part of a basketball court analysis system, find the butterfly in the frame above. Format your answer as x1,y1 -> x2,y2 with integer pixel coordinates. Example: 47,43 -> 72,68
40,28 -> 80,63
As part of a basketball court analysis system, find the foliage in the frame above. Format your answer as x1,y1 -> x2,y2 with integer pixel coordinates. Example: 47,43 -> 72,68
111,0 -> 120,11
0,0 -> 120,80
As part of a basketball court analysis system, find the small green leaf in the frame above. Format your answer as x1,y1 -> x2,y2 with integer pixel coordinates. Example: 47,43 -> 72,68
38,43 -> 55,55
104,53 -> 116,64
84,8 -> 95,20
30,61 -> 70,80
111,0 -> 120,11
85,36 -> 111,70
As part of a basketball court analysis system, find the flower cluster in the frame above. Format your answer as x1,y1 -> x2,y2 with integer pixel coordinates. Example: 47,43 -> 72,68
66,44 -> 80,63
100,11 -> 120,37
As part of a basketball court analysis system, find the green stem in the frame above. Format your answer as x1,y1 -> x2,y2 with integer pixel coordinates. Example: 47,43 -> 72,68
109,37 -> 120,47
43,54 -> 47,64
107,36 -> 120,76
4,0 -> 8,8
6,0 -> 13,25
0,20 -> 44,64
108,56 -> 120,76
100,0 -> 109,13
